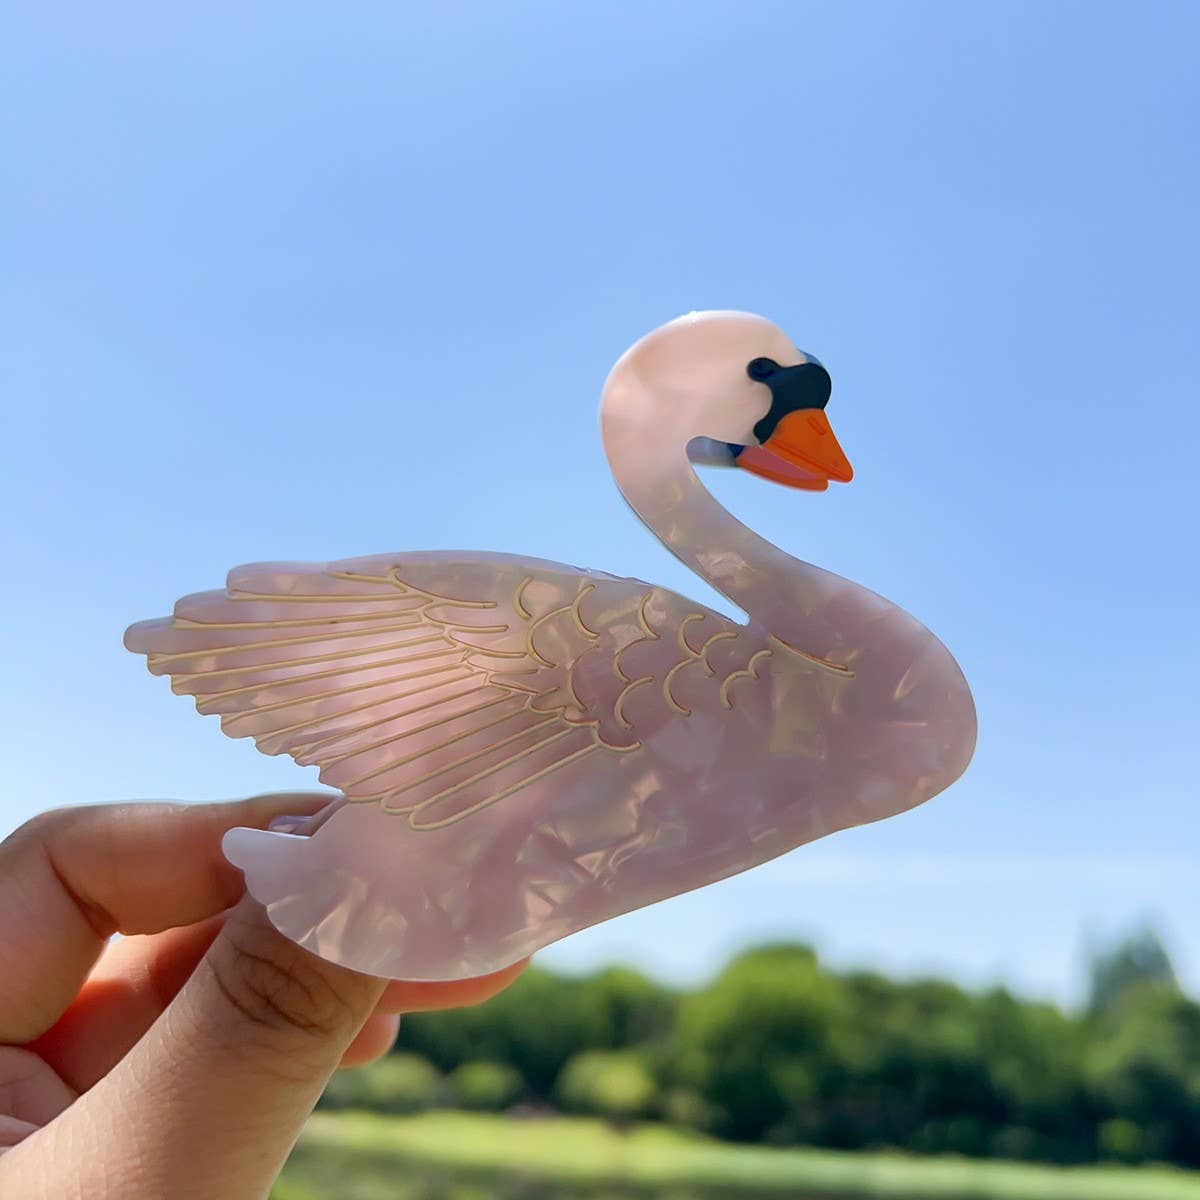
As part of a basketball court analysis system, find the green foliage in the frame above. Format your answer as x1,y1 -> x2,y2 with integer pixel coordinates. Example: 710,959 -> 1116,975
672,944 -> 842,1142
374,928 -> 1200,1170
396,963 -> 678,1094
586,965 -> 679,1046
320,1053 -> 444,1114
556,1051 -> 659,1121
1088,926 -> 1179,1018
448,1060 -> 525,1111
661,1087 -> 719,1132
1097,1117 -> 1146,1163
1086,982 -> 1200,1164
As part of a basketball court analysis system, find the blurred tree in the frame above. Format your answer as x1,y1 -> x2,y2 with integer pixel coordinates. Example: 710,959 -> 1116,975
556,1050 -> 659,1122
320,1053 -> 444,1113
671,944 -> 844,1142
448,1060 -> 525,1111
821,975 -> 1002,1154
396,963 -> 673,1096
374,937 -> 1200,1170
1087,981 -> 1200,1165
972,987 -> 1093,1162
660,1087 -> 719,1132
1097,1116 -> 1146,1163
396,966 -> 611,1094
1087,925 -> 1179,1018
584,965 -> 678,1047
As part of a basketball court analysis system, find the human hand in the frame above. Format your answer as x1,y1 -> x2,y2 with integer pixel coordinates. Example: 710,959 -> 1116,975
0,794 -> 525,1199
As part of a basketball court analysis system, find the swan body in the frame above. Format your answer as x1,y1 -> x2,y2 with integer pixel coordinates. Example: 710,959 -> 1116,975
126,311 -> 976,981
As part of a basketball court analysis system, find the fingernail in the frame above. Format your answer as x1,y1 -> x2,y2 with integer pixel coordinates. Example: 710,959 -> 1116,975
268,814 -> 309,835
0,1115 -> 40,1149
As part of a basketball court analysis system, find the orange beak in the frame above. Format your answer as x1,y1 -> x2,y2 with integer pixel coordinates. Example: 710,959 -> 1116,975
736,410 -> 854,491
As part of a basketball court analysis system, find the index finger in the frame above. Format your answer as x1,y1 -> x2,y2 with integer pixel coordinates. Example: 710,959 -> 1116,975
0,793 -> 335,1044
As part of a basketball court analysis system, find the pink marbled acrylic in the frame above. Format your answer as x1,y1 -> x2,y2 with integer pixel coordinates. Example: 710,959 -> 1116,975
125,312 -> 976,981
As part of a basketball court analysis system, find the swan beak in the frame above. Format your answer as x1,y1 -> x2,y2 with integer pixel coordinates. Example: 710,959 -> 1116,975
737,410 -> 854,490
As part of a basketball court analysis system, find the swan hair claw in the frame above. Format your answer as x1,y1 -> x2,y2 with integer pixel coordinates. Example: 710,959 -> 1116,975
125,310 -> 976,981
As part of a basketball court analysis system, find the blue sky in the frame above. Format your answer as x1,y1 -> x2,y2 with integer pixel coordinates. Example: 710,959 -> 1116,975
2,3 -> 1197,1004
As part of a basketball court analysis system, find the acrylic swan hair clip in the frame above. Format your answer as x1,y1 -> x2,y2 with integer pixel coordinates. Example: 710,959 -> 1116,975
126,311 -> 977,981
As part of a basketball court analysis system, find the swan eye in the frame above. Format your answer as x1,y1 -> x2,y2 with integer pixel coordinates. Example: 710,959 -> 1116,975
746,357 -> 778,382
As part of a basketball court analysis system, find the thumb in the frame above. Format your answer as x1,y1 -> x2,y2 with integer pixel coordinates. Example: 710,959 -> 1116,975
28,898 -> 386,1199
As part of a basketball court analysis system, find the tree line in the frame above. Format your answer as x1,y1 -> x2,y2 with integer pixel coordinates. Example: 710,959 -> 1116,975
321,928 -> 1199,1168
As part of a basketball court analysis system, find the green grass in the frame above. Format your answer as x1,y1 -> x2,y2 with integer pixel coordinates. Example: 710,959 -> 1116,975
275,1111 -> 1200,1200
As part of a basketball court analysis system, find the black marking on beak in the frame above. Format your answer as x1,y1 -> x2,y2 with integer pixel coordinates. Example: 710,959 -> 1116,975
746,358 -> 833,444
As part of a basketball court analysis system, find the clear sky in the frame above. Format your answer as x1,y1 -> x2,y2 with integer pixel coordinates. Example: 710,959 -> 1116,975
2,3 -> 1197,1005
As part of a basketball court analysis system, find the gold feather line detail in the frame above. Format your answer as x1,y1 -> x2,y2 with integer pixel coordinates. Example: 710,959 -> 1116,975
513,576 -> 535,619
614,675 -> 654,729
311,693 -> 521,770
180,645 -> 464,701
340,708 -> 554,792
768,635 -> 856,678
167,633 -> 448,682
198,653 -> 469,713
719,648 -> 773,710
407,743 -> 599,831
389,725 -> 579,809
234,667 -> 472,739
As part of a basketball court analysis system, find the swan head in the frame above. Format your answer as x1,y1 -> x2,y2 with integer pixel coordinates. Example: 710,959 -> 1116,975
601,310 -> 853,491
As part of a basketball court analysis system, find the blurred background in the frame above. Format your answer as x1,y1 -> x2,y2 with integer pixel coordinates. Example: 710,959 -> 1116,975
2,2 -> 1198,1196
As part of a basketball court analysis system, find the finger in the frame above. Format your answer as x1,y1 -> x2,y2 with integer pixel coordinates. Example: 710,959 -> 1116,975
0,1046 -> 76,1126
378,958 -> 529,1013
0,792 -> 335,1043
35,913 -> 413,1090
11,898 -> 388,1199
271,795 -> 348,837
0,1116 -> 39,1153
331,963 -> 530,1068
32,917 -> 524,1094
339,1012 -> 401,1069
29,916 -> 227,1092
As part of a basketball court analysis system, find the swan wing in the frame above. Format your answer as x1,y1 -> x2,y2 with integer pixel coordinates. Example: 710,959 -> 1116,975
125,552 -> 758,830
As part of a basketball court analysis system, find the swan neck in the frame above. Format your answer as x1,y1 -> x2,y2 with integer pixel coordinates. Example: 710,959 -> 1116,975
608,445 -> 795,621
